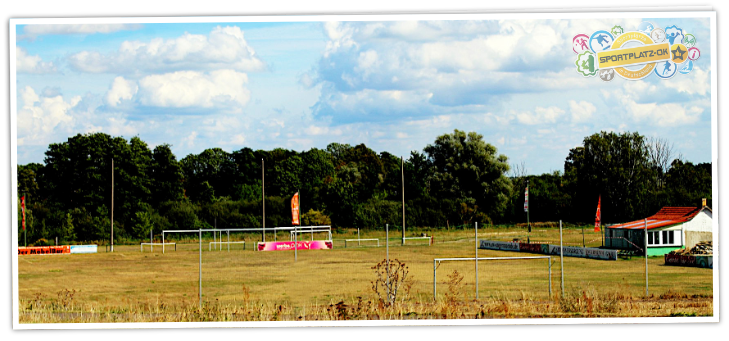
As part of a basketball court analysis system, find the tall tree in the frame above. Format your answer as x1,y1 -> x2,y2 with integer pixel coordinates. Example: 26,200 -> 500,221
423,130 -> 512,221
564,131 -> 655,223
150,144 -> 185,207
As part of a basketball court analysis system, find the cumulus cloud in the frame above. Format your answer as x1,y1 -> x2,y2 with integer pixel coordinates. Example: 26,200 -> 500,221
105,76 -> 139,107
17,86 -> 79,145
569,100 -> 596,122
137,69 -> 250,108
16,47 -> 56,74
513,106 -> 565,125
310,19 -> 641,121
606,82 -> 704,127
663,66 -> 711,96
67,26 -> 265,74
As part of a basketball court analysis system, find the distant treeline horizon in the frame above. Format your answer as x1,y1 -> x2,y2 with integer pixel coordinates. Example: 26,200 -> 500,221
16,129 -> 712,245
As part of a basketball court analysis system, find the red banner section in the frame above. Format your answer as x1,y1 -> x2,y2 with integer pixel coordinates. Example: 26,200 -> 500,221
257,240 -> 332,251
18,245 -> 71,255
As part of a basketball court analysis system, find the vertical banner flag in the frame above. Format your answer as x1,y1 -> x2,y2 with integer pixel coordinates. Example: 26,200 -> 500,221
595,195 -> 601,232
523,186 -> 529,212
291,192 -> 300,225
21,196 -> 26,230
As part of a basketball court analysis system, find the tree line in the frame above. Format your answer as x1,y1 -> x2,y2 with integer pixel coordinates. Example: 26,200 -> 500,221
16,130 -> 711,244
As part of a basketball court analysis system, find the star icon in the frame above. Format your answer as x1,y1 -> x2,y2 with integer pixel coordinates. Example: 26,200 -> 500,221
672,45 -> 686,61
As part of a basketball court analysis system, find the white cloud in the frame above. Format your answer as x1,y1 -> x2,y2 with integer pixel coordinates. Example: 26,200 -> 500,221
16,47 -> 56,74
663,66 -> 710,96
181,131 -> 198,148
17,86 -> 79,145
607,82 -> 704,127
105,76 -> 138,107
67,26 -> 265,74
514,106 -> 565,125
569,100 -> 596,122
137,70 -> 250,108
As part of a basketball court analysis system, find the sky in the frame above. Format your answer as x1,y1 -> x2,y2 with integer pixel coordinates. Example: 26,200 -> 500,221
13,15 -> 713,175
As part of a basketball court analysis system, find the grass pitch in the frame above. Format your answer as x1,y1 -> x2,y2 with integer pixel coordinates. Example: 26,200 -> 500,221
17,226 -> 713,322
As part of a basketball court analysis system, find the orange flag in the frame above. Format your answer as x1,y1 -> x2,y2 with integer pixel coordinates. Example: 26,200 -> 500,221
594,195 -> 601,232
291,192 -> 300,225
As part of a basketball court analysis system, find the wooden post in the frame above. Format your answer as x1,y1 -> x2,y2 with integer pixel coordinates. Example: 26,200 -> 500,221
475,222 -> 479,300
111,158 -> 114,253
560,220 -> 564,297
262,158 -> 265,243
401,156 -> 405,246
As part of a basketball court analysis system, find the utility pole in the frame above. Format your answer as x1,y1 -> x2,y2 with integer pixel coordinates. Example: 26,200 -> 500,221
475,222 -> 478,300
111,158 -> 114,253
401,156 -> 405,246
644,218 -> 649,296
262,158 -> 265,243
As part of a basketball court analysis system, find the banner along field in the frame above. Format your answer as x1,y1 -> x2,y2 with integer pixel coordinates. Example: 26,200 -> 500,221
17,226 -> 713,322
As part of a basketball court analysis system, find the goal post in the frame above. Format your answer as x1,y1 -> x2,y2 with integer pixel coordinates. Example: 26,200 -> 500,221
140,242 -> 176,253
344,238 -> 380,248
433,256 -> 552,300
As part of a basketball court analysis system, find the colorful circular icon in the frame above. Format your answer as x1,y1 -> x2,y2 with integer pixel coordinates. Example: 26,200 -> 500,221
599,68 -> 615,82
683,34 -> 697,47
679,60 -> 693,75
611,25 -> 624,37
655,60 -> 678,79
573,34 -> 590,54
651,28 -> 666,43
665,25 -> 685,45
687,47 -> 701,61
670,43 -> 688,64
637,21 -> 657,35
589,31 -> 614,53
575,50 -> 598,77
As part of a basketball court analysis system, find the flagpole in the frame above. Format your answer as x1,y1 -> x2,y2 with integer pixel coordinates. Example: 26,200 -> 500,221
526,180 -> 530,244
295,190 -> 298,262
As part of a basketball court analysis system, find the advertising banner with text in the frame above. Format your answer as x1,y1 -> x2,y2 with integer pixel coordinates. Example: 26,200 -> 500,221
257,240 -> 333,251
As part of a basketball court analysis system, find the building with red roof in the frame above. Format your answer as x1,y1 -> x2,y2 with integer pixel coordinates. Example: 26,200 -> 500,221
606,200 -> 712,256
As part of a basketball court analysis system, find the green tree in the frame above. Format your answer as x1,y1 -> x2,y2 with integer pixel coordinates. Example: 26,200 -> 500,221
423,130 -> 512,221
151,144 -> 184,207
564,131 -> 656,223
664,160 -> 712,207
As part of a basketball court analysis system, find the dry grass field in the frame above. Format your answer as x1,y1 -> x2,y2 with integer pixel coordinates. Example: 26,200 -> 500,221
17,226 -> 713,322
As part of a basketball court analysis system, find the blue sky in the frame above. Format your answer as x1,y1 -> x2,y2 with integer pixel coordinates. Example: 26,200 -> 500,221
14,16 -> 713,175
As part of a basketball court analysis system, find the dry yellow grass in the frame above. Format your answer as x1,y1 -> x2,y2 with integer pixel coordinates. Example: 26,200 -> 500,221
17,226 -> 713,322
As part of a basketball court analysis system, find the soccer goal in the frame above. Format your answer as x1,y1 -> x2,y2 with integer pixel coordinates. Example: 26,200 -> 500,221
344,238 -> 380,248
140,242 -> 176,253
403,236 -> 432,245
209,241 -> 246,251
432,256 -> 552,300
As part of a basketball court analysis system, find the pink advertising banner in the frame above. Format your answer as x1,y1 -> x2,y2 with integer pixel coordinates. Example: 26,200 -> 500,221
257,240 -> 333,251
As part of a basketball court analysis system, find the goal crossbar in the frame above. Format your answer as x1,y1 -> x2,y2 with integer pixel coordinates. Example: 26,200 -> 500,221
140,242 -> 176,253
403,236 -> 432,245
344,238 -> 380,248
208,241 -> 246,251
433,256 -> 552,300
